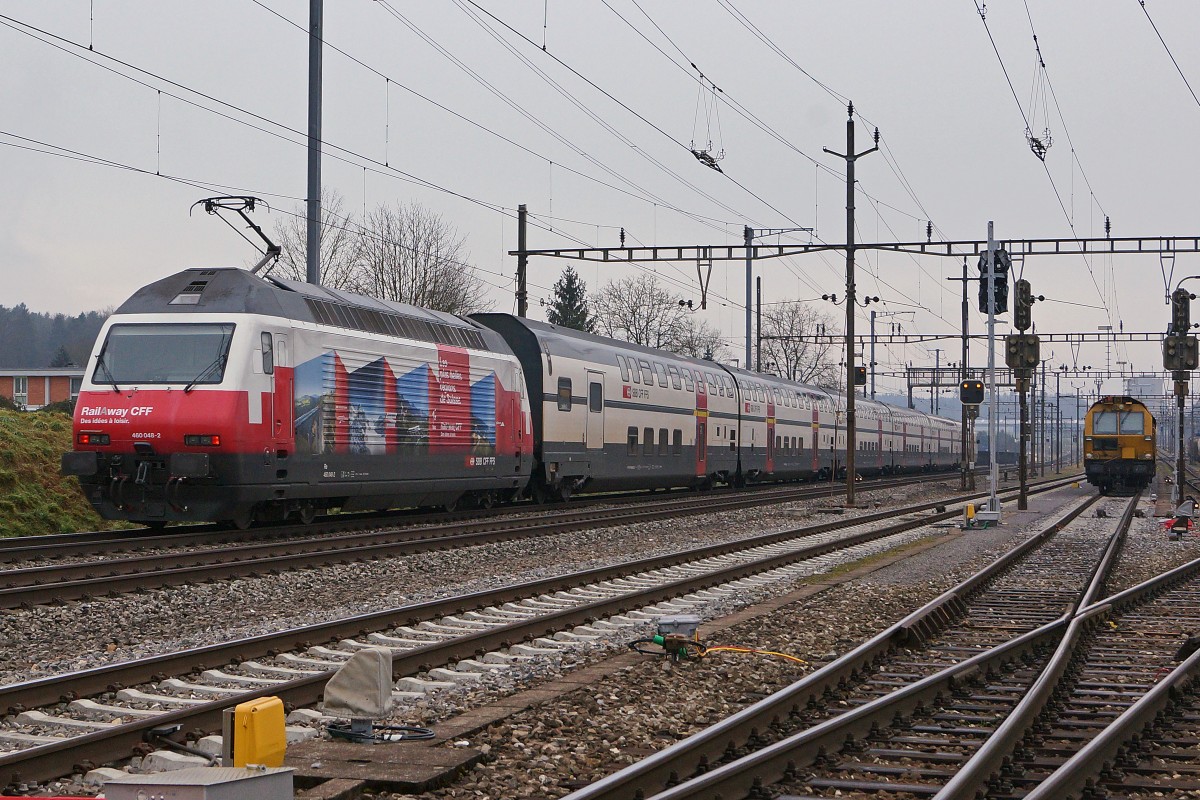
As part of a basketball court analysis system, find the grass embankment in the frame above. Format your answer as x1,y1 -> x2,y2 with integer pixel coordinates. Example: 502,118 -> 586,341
0,409 -> 116,536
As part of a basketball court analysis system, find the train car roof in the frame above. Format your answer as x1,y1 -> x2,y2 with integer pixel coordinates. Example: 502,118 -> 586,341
472,313 -> 727,374
114,267 -> 505,352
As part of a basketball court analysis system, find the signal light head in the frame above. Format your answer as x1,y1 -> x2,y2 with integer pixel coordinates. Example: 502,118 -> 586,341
184,434 -> 221,446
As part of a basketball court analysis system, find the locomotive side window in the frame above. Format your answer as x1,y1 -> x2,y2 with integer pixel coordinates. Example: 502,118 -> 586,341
557,378 -> 572,411
93,323 -> 235,386
627,427 -> 638,455
261,332 -> 274,374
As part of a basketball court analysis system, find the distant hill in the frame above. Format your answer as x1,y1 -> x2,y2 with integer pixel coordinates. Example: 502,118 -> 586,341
0,304 -> 108,368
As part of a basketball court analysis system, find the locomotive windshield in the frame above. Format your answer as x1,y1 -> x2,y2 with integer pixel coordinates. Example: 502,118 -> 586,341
1092,410 -> 1144,435
93,323 -> 235,385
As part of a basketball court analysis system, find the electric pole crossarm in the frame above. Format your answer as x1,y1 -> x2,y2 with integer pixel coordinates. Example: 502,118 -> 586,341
762,332 -> 1169,346
509,235 -> 1200,263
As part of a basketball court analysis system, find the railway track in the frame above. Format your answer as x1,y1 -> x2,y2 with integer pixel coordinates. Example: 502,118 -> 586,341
0,476 -> 1079,789
5,474 -> 944,558
563,487 -> 1134,800
0,472 -> 986,609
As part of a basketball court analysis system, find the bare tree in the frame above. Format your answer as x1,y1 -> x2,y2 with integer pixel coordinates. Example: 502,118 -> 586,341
592,274 -> 690,350
592,273 -> 731,361
355,202 -> 491,315
674,318 -> 728,361
269,189 -> 360,291
759,300 -> 840,385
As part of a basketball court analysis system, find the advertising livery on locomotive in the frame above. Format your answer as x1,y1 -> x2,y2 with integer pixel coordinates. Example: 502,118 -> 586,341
62,267 -> 961,527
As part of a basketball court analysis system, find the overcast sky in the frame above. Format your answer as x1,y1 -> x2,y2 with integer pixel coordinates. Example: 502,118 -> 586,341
4,1 -> 1199,398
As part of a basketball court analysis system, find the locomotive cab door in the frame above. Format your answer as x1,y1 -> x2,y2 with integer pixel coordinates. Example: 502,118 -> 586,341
262,332 -> 292,454
586,371 -> 604,451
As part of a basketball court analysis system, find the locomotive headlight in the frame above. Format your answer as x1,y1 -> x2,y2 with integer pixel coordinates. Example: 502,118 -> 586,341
77,433 -> 110,445
184,434 -> 222,446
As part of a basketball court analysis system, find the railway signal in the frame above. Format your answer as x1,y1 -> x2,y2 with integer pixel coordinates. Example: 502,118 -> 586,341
959,379 -> 985,405
1004,333 -> 1041,370
1172,287 -> 1195,334
977,247 -> 1010,315
1162,334 -> 1199,370
853,366 -> 867,386
1013,279 -> 1043,333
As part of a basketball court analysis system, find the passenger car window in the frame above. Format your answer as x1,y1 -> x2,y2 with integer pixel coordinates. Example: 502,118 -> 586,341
643,427 -> 654,456
680,367 -> 695,392
667,365 -> 682,390
616,355 -> 631,382
627,427 -> 638,455
673,429 -> 682,455
653,362 -> 668,388
658,428 -> 669,455
589,381 -> 603,412
638,359 -> 654,385
557,378 -> 572,411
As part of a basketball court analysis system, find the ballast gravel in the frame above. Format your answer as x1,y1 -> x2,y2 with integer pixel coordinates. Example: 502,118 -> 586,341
360,490 -> 1200,800
0,479 -> 962,685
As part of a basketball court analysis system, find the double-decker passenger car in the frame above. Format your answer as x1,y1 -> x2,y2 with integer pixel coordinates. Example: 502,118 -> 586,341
1083,395 -> 1156,494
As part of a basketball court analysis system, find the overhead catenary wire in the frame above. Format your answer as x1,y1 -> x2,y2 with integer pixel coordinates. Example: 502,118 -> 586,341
450,0 -> 808,230
0,8 -> 745,254
0,128 -> 540,298
968,0 -> 1114,330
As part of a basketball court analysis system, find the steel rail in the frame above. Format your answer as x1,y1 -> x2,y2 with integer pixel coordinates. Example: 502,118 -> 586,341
0,472 -> 959,564
3,472 -> 961,558
560,482 -> 1099,800
1024,632 -> 1200,799
628,494 -> 1132,800
0,473 -> 1010,609
0,477 -> 1078,787
932,491 -> 1141,799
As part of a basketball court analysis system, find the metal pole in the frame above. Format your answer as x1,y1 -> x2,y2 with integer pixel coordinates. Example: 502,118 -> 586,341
305,0 -> 323,286
985,222 -> 1001,520
1018,374 -> 1028,510
933,348 -> 941,414
823,104 -> 876,507
516,204 -> 528,317
961,256 -> 972,490
756,276 -> 762,373
1178,379 -> 1187,504
745,226 -> 753,372
1040,359 -> 1048,476
870,309 -> 876,400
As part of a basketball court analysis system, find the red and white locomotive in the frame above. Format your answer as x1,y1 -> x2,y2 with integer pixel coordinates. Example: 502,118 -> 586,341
63,267 -> 961,527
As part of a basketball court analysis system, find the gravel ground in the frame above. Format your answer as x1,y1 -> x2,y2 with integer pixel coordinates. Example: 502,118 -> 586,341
0,479 -> 964,685
359,486 -> 1200,800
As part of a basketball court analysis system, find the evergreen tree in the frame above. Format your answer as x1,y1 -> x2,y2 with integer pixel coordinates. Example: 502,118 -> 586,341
49,345 -> 76,367
546,266 -> 594,332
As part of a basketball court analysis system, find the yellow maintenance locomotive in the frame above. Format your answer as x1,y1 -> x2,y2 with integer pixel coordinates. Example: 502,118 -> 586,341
1083,396 -> 1156,495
